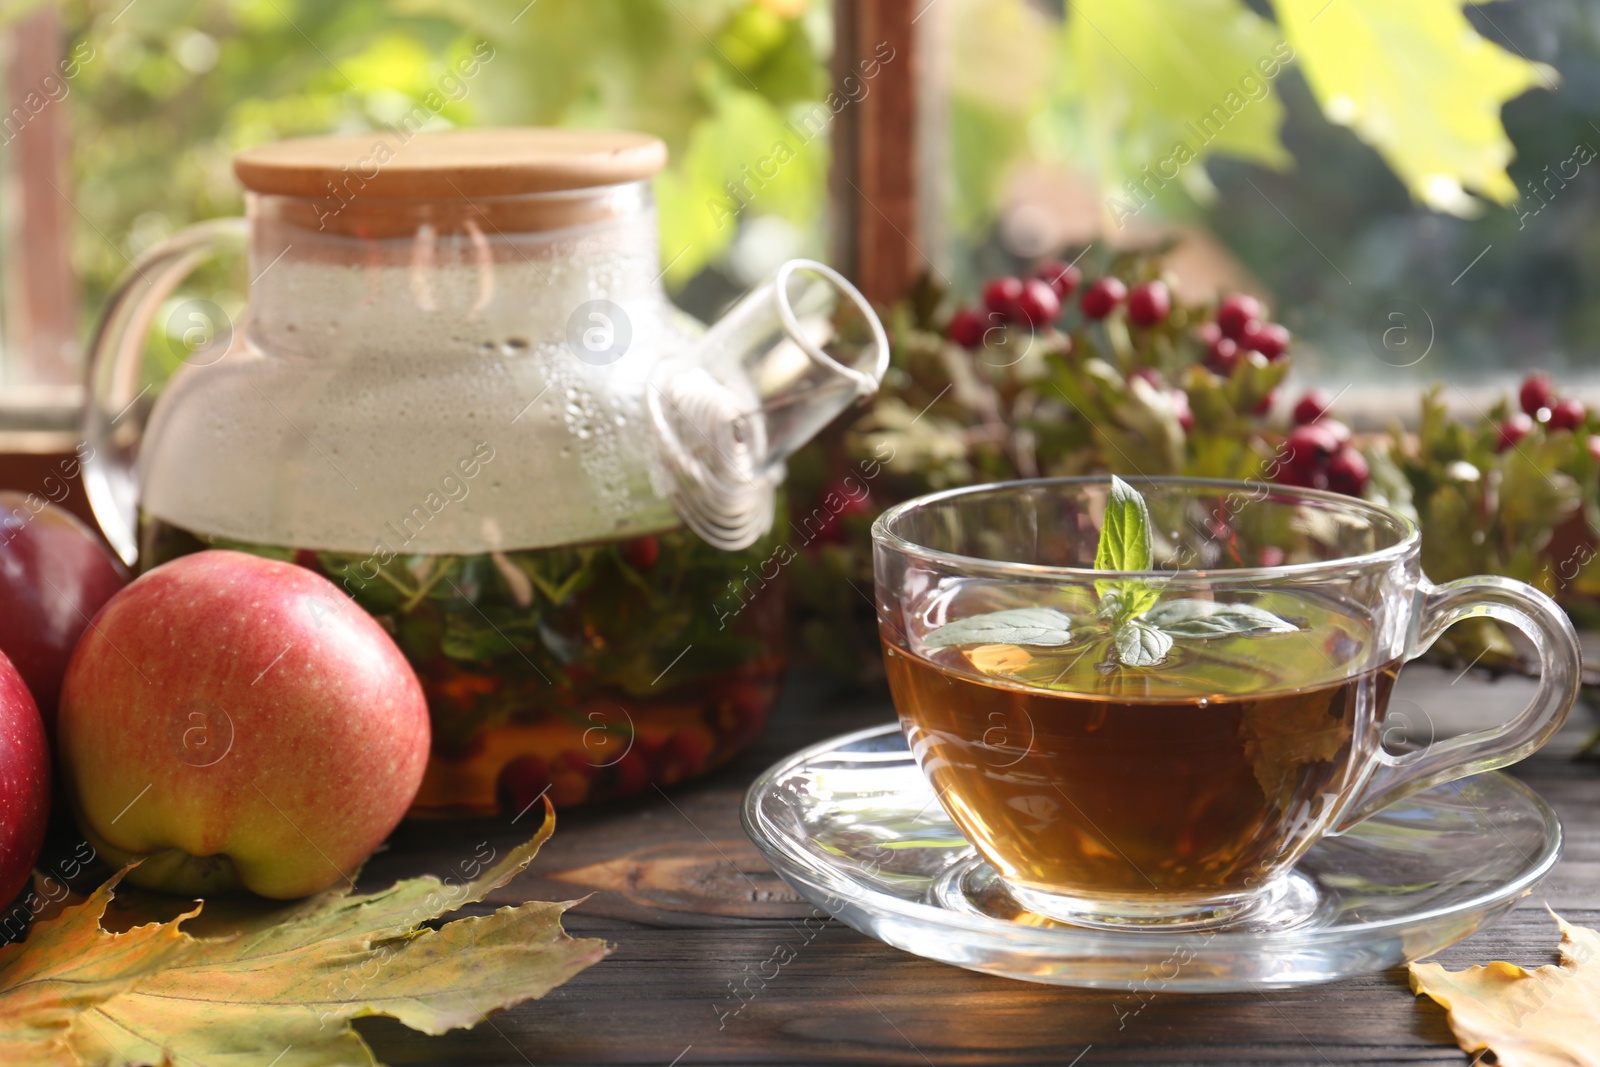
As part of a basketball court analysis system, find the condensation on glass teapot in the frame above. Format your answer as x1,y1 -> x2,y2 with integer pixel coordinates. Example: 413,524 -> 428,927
83,129 -> 888,566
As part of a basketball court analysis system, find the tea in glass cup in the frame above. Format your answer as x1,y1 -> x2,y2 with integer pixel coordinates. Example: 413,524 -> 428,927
873,477 -> 1579,930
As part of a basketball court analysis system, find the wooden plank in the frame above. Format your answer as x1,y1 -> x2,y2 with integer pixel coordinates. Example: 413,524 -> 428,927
353,667 -> 1600,1065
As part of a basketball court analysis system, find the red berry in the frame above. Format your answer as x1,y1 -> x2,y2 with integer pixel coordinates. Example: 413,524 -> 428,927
1243,321 -> 1291,361
1126,281 -> 1171,326
1128,367 -> 1164,389
983,276 -> 1025,321
1195,321 -> 1223,347
1519,373 -> 1554,417
811,481 -> 871,544
1080,277 -> 1127,320
1217,294 -> 1263,340
549,769 -> 590,808
1204,336 -> 1240,376
1275,449 -> 1326,490
1292,389 -> 1332,426
656,729 -> 713,787
1497,413 -> 1534,452
1035,261 -> 1082,301
708,681 -> 772,749
1287,423 -> 1342,467
1589,435 -> 1600,463
1326,449 -> 1369,497
496,755 -> 552,818
1170,389 -> 1195,432
1320,419 -> 1353,447
1547,397 -> 1586,431
622,536 -> 659,570
947,307 -> 985,348
1013,278 -> 1061,327
609,749 -> 652,799
556,747 -> 595,776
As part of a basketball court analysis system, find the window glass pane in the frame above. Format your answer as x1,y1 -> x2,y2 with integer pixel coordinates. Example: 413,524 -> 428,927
929,0 -> 1594,390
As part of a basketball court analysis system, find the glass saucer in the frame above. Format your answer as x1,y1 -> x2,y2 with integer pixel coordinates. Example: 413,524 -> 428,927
741,723 -> 1562,991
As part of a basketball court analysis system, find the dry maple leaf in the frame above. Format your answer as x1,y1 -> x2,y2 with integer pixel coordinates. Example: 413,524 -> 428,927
0,811 -> 607,1067
0,870 -> 195,1065
1410,909 -> 1600,1067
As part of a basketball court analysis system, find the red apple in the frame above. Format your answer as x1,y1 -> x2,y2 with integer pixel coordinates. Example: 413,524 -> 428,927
58,550 -> 429,899
0,650 -> 50,905
0,492 -> 126,732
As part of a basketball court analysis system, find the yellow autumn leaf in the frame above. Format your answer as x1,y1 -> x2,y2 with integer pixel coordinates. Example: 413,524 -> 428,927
1274,0 -> 1555,215
1410,909 -> 1600,1066
0,812 -> 606,1067
0,871 -> 195,1066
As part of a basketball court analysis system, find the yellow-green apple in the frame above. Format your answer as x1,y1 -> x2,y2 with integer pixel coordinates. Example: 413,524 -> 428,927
58,550 -> 429,898
0,649 -> 50,905
0,491 -> 126,732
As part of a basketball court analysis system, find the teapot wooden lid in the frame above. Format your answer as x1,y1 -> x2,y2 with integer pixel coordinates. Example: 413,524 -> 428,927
234,128 -> 667,200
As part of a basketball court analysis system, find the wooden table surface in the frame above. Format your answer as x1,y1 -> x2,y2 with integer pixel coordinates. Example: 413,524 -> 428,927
356,666 -> 1600,1066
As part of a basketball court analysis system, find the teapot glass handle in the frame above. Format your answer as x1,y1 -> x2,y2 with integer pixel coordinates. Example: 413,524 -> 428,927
82,218 -> 249,567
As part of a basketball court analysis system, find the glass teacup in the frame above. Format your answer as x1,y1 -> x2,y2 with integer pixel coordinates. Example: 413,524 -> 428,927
872,477 -> 1580,931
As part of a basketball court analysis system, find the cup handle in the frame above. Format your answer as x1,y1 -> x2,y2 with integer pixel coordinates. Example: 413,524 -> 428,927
1330,574 -> 1582,832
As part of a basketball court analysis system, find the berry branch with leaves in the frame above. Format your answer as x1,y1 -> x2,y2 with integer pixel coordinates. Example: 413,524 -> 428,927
788,247 -> 1600,718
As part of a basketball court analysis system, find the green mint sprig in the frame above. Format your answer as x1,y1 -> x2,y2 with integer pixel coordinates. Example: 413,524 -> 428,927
922,476 -> 1296,670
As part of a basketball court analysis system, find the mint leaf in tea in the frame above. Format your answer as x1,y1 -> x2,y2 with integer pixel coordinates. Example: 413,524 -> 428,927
923,608 -> 1080,650
1094,475 -> 1154,573
921,476 -> 1296,669
1110,618 -> 1172,669
1143,599 -> 1300,638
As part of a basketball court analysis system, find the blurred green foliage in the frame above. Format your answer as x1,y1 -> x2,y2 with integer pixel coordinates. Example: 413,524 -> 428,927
2,0 -> 1561,375
963,0 -> 1549,232
33,0 -> 830,320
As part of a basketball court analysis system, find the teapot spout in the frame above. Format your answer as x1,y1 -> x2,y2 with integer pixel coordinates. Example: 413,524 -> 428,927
648,260 -> 888,551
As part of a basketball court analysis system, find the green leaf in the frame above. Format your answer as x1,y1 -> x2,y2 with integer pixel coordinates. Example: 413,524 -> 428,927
1093,477 -> 1163,624
924,608 -> 1081,649
1096,584 -> 1162,621
1143,598 -> 1298,638
657,82 -> 828,286
1273,0 -> 1554,214
1061,0 -> 1292,219
1113,619 -> 1173,667
1096,475 -> 1154,573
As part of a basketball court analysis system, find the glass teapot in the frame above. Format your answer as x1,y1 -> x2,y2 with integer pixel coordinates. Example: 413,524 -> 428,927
82,128 -> 887,816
